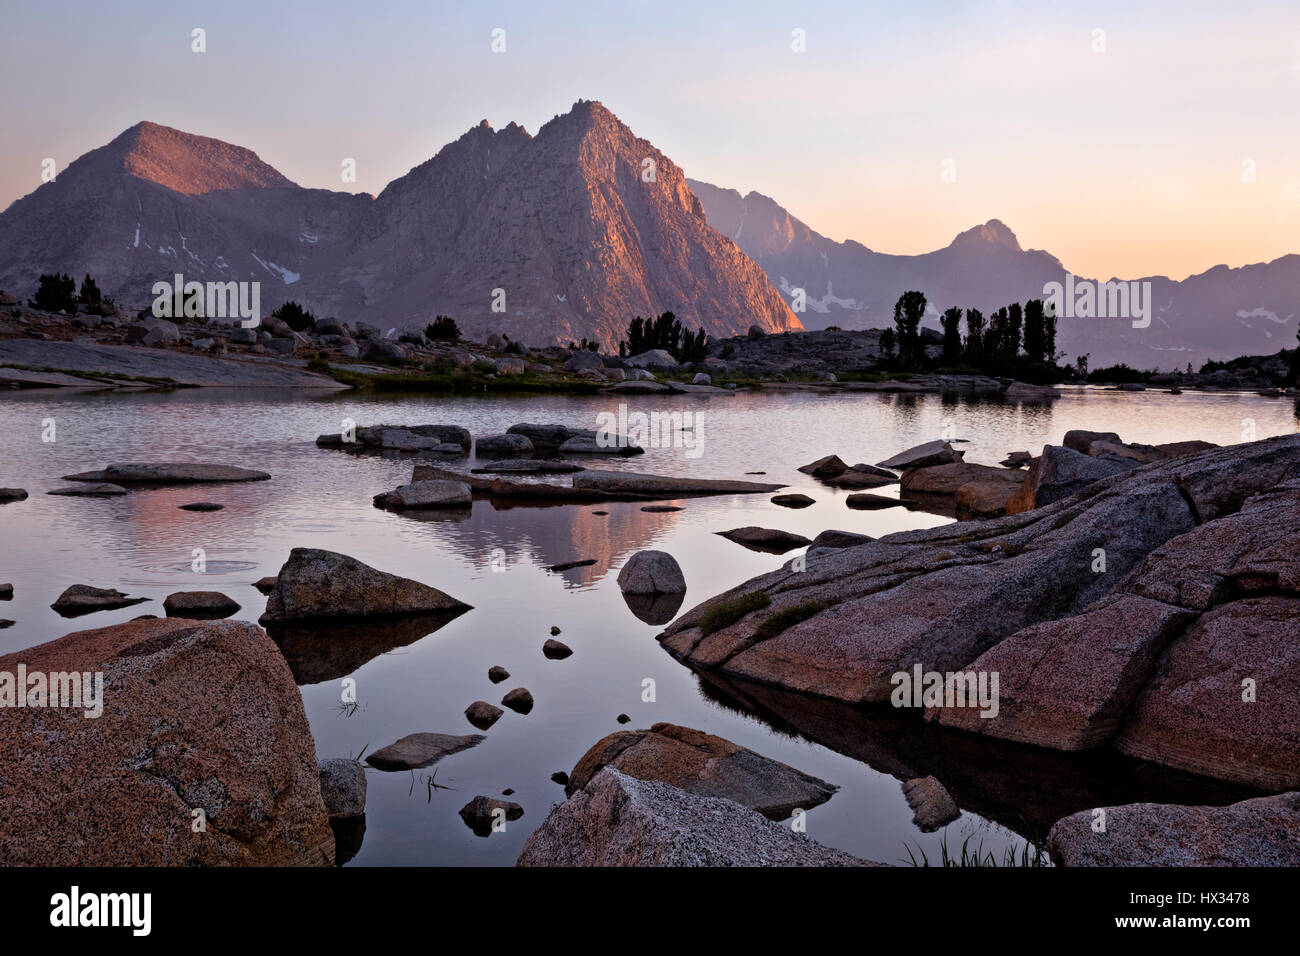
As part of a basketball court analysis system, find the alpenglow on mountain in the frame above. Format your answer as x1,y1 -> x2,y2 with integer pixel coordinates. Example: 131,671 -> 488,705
0,102 -> 802,347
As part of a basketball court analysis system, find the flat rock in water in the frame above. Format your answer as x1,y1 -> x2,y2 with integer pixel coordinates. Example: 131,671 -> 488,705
573,471 -> 784,496
476,433 -> 534,456
845,493 -> 908,510
259,548 -> 471,622
876,440 -> 964,470
365,732 -> 484,771
63,463 -> 270,484
717,526 -> 812,554
163,591 -> 241,619
1047,792 -> 1300,866
566,722 -> 837,819
771,493 -> 815,508
0,488 -> 29,502
471,459 -> 585,474
517,769 -> 877,867
558,434 -> 645,456
0,617 -> 334,864
178,502 -> 224,511
47,483 -> 128,496
50,584 -> 148,617
373,479 -> 472,509
901,776 -> 961,831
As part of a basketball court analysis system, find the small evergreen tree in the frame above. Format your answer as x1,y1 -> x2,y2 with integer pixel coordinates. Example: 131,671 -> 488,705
30,273 -> 77,312
940,307 -> 963,363
892,290 -> 927,368
963,308 -> 985,360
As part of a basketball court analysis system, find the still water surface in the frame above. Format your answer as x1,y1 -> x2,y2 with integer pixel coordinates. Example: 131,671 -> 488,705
1,386 -> 1294,865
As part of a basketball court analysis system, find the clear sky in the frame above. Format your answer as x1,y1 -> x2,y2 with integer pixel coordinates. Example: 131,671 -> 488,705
3,0 -> 1298,280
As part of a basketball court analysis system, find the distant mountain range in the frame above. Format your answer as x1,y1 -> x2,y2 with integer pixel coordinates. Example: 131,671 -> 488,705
0,102 -> 799,348
688,180 -> 1299,369
1,100 -> 1294,367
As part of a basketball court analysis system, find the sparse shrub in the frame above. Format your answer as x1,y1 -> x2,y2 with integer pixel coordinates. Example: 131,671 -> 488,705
699,591 -> 772,636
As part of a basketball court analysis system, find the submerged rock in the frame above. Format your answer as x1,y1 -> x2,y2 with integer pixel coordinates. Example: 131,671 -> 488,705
573,471 -> 784,496
365,732 -> 484,772
0,617 -> 334,864
517,769 -> 875,867
63,463 -> 270,484
566,722 -> 837,818
259,548 -> 471,623
47,482 -> 128,496
1047,792 -> 1300,866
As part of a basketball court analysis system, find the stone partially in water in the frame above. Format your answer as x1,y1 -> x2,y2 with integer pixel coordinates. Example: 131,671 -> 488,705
259,548 -> 471,622
543,639 -> 573,659
566,722 -> 837,818
47,483 -> 128,496
318,758 -> 367,820
465,700 -> 505,730
163,590 -> 241,619
502,688 -> 534,714
617,550 -> 686,595
876,440 -> 964,470
365,732 -> 484,772
901,776 -> 961,831
63,463 -> 270,484
50,584 -> 148,617
717,527 -> 812,554
459,796 -> 523,837
518,769 -> 875,867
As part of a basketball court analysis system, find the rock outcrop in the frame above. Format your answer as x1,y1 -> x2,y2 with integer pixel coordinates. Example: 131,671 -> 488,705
517,769 -> 875,867
1047,792 -> 1300,866
566,722 -> 837,818
0,617 -> 334,865
657,436 -> 1300,790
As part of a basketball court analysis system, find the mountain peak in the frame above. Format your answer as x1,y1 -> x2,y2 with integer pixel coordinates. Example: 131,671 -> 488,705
949,219 -> 1021,252
108,121 -> 293,195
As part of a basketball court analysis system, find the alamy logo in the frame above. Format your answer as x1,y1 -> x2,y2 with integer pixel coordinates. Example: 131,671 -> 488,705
152,273 -> 261,327
1042,273 -> 1151,329
890,664 -> 999,718
50,886 -> 150,936
0,665 -> 103,718
595,403 -> 705,459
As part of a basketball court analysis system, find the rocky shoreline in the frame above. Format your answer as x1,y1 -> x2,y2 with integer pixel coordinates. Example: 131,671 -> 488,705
1,414 -> 1297,866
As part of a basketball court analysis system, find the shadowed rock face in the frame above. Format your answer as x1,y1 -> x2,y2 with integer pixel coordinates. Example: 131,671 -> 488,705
658,436 -> 1300,790
518,769 -> 877,867
0,617 -> 334,865
566,722 -> 836,819
1047,792 -> 1300,866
